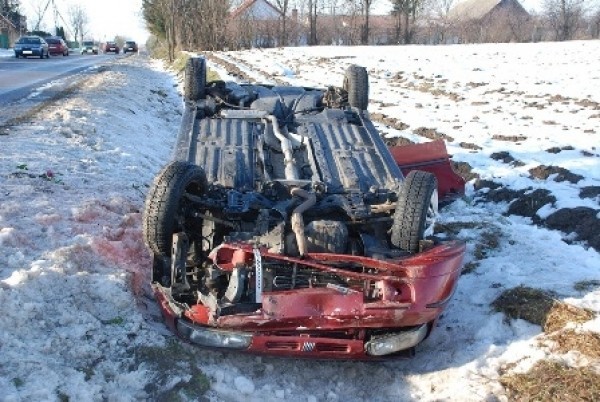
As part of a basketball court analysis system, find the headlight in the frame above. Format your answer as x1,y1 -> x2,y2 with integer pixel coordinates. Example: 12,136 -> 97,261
177,320 -> 252,349
365,324 -> 428,356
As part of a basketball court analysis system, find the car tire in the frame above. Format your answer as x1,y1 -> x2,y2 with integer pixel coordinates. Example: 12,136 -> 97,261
391,170 -> 438,253
184,56 -> 207,102
45,51 -> 49,59
343,65 -> 369,110
39,52 -> 43,59
143,161 -> 208,256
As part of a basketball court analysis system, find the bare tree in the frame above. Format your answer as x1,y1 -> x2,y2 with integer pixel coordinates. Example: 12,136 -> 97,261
274,0 -> 290,46
428,0 -> 454,43
592,7 -> 600,38
308,0 -> 318,45
359,0 -> 377,44
543,0 -> 585,40
392,0 -> 425,44
67,4 -> 88,45
29,0 -> 50,31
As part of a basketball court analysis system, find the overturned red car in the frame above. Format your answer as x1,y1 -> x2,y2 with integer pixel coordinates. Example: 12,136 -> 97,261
143,57 -> 466,359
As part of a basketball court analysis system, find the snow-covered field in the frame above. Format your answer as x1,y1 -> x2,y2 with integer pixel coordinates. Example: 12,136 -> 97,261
1,41 -> 599,401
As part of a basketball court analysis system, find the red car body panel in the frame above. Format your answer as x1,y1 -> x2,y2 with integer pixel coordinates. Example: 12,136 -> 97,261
389,140 -> 466,203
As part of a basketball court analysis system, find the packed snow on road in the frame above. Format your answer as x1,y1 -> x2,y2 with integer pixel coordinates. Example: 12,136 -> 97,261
0,41 -> 599,401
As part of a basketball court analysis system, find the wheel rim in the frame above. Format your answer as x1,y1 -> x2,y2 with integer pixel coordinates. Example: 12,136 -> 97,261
423,189 -> 439,238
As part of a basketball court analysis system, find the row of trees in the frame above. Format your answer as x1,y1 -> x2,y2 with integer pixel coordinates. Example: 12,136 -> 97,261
23,0 -> 90,45
142,0 -> 600,57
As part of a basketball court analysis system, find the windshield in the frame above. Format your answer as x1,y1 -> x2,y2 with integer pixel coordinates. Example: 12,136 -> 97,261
83,41 -> 94,46
17,37 -> 41,45
126,41 -> 136,46
45,39 -> 59,44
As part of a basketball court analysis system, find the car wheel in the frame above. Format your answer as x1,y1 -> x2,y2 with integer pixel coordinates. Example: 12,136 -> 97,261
143,161 -> 208,257
184,56 -> 207,102
390,170 -> 438,253
45,51 -> 49,59
39,52 -> 43,59
343,65 -> 369,110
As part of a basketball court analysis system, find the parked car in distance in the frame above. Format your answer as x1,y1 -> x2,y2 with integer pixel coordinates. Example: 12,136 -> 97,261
123,40 -> 138,54
81,41 -> 98,55
103,41 -> 119,54
45,37 -> 69,56
14,36 -> 49,59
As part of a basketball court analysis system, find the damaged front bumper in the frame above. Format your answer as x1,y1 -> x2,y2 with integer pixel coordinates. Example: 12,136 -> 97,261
153,240 -> 465,359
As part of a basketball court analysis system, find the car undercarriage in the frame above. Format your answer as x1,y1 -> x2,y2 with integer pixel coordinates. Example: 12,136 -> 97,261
143,57 -> 466,359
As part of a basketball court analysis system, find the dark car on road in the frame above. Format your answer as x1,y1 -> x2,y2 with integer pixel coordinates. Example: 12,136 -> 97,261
14,36 -> 49,59
103,41 -> 120,54
45,37 -> 69,56
123,40 -> 138,54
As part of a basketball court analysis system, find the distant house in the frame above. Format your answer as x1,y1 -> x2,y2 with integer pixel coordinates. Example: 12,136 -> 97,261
229,0 -> 283,48
1,12 -> 24,48
448,0 -> 531,43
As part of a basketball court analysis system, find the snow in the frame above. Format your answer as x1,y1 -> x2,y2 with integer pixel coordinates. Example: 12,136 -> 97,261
1,41 -> 599,401
0,48 -> 14,58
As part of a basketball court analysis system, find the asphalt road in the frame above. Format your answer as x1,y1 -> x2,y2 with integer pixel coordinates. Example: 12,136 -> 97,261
0,53 -> 123,106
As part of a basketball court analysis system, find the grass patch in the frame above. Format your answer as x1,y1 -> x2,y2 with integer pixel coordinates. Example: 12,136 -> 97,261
134,340 -> 211,399
550,330 -> 600,358
501,360 -> 600,401
461,261 -> 480,275
492,286 -> 555,327
492,287 -> 595,332
544,302 -> 595,333
473,229 -> 502,260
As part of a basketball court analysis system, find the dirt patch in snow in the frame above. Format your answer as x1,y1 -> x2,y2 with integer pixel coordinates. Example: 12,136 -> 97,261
474,182 -> 598,250
546,145 -> 575,154
459,142 -> 482,151
507,189 -> 556,220
475,184 -> 524,205
490,151 -> 525,167
544,207 -> 600,250
529,165 -> 584,184
370,113 -> 410,131
413,126 -> 454,142
580,186 -> 600,201
492,286 -> 556,327
451,161 -> 479,182
492,134 -> 527,142
382,135 -> 415,147
134,341 -> 211,400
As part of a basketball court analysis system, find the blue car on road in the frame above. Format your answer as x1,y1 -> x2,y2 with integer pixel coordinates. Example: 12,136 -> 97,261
14,36 -> 49,59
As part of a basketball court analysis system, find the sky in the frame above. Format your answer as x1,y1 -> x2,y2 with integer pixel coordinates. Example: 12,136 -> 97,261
21,0 -> 149,43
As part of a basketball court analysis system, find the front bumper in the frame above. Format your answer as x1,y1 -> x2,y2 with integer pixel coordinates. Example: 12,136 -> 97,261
16,49 -> 44,57
175,313 -> 428,359
153,240 -> 465,359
